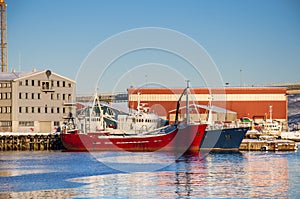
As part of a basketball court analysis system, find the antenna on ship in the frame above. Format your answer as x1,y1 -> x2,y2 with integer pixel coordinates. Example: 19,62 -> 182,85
0,0 -> 8,72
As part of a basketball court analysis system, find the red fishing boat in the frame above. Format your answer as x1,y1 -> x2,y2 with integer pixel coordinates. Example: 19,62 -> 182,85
61,82 -> 207,153
61,124 -> 206,152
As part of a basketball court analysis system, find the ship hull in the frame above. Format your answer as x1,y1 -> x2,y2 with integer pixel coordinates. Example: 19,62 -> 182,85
200,127 -> 249,150
61,124 -> 207,153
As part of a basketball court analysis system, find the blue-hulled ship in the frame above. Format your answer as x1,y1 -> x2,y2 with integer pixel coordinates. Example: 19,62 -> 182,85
193,103 -> 249,150
200,127 -> 249,150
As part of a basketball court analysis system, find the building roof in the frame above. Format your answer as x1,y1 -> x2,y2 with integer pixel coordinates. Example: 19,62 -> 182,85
0,69 -> 75,83
0,71 -> 37,81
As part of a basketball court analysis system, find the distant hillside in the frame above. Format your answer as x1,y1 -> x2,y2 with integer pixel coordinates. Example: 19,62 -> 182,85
288,94 -> 300,125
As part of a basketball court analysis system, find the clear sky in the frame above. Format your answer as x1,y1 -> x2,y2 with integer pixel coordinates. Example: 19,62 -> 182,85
6,0 -> 300,93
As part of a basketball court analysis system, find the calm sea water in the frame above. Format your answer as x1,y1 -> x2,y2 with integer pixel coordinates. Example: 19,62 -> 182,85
0,146 -> 300,198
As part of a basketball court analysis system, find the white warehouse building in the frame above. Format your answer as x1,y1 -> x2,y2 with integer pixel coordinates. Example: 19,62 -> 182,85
0,69 -> 75,133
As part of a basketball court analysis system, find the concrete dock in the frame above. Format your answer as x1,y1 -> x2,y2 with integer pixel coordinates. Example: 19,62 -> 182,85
0,133 -> 63,151
1,132 -> 298,152
239,139 -> 298,151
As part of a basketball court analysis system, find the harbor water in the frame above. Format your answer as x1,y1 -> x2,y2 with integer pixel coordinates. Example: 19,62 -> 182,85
0,146 -> 300,198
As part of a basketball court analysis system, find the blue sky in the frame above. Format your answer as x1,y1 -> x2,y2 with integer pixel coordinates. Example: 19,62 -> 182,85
6,0 -> 300,93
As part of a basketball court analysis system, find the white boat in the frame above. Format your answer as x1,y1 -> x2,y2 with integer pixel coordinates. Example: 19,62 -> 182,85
261,120 -> 282,138
259,106 -> 282,138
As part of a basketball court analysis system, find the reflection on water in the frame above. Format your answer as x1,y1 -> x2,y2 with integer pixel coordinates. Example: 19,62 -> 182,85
0,150 -> 300,198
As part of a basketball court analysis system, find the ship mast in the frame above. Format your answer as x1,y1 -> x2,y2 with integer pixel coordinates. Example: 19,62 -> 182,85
185,80 -> 190,125
0,0 -> 8,72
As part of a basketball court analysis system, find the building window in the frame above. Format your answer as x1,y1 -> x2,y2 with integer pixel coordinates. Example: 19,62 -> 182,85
19,107 -> 22,113
0,93 -> 2,99
63,94 -> 65,100
19,93 -> 22,99
38,93 -> 41,99
19,81 -> 22,86
19,121 -> 34,126
51,80 -> 54,87
51,107 -> 54,113
57,81 -> 60,87
57,94 -> 60,100
0,121 -> 11,127
51,94 -> 54,100
37,107 -> 41,113
25,107 -> 28,113
7,83 -> 11,87
38,80 -> 40,86
68,83 -> 71,87
0,107 -> 10,113
25,93 -> 28,99
45,107 -> 48,113
25,80 -> 28,86
54,121 -> 60,126
42,81 -> 50,90
32,107 -> 35,113
63,81 -> 65,87
31,80 -> 34,86
68,94 -> 72,101
63,108 -> 66,114
32,93 -> 34,99
57,107 -> 60,113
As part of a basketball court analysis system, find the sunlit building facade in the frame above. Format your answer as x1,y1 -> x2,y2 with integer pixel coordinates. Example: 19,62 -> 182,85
0,69 -> 75,133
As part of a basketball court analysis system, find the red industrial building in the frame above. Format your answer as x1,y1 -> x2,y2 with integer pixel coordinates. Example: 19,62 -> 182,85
128,87 -> 287,123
